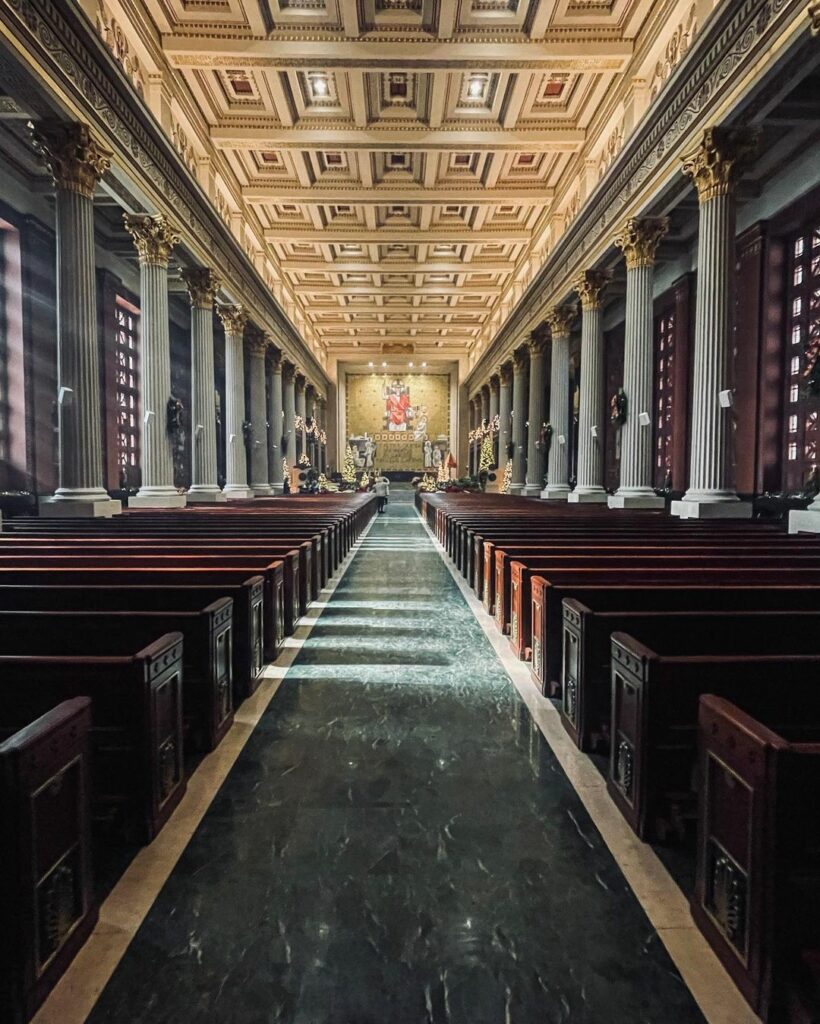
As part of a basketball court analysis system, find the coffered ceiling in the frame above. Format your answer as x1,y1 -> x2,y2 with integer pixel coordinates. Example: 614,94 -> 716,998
129,0 -> 685,371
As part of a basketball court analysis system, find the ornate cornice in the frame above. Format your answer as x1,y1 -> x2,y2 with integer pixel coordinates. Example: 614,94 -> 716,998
123,213 -> 180,266
614,216 -> 669,269
29,120 -> 111,199
218,304 -> 248,336
681,126 -> 761,202
545,305 -> 576,338
573,270 -> 611,311
181,266 -> 221,308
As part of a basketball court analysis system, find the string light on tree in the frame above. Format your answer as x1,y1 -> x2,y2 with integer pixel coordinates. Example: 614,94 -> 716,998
502,459 -> 513,494
342,444 -> 357,484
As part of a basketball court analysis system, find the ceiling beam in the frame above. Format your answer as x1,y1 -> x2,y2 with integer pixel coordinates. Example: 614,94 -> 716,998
163,36 -> 632,71
244,186 -> 554,204
211,126 -> 585,152
294,284 -> 502,295
265,227 -> 531,242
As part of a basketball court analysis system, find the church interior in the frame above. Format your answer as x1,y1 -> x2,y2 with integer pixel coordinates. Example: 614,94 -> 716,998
1,0 -> 820,1021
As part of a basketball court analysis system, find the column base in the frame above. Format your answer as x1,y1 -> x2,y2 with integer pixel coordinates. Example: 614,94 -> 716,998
39,496 -> 122,518
522,484 -> 544,497
567,488 -> 608,504
788,509 -> 820,534
223,485 -> 254,500
509,483 -> 525,495
271,483 -> 285,495
608,491 -> 665,510
186,487 -> 227,504
671,498 -> 752,520
129,490 -> 187,509
540,485 -> 570,501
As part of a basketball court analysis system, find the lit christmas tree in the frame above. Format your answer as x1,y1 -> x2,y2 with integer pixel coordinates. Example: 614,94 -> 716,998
502,459 -> 513,494
437,458 -> 447,486
479,431 -> 494,474
342,444 -> 357,484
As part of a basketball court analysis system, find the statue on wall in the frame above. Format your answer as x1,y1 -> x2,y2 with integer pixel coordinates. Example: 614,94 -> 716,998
363,435 -> 376,469
423,439 -> 432,468
432,446 -> 443,470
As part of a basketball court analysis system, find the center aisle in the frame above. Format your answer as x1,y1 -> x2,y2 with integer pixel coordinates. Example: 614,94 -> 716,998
86,489 -> 705,1023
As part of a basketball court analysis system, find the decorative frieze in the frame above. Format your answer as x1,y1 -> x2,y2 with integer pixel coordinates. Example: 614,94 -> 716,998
650,5 -> 698,102
123,213 -> 179,266
95,0 -> 144,96
29,121 -> 111,199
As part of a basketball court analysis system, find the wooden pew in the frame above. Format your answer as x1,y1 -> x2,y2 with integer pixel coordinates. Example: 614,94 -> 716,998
508,560 -> 820,663
0,548 -> 298,636
607,629 -> 820,842
0,579 -> 264,703
0,606 -> 234,752
692,695 -> 820,1022
0,699 -> 97,1024
0,632 -> 186,842
560,604 -> 820,753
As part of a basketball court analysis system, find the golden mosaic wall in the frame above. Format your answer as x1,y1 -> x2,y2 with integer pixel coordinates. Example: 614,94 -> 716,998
345,372 -> 451,471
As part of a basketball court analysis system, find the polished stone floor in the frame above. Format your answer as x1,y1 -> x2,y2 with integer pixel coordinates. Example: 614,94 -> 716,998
86,492 -> 705,1024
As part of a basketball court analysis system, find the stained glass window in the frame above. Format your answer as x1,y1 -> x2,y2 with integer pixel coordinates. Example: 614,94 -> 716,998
782,223 -> 820,491
115,297 -> 140,473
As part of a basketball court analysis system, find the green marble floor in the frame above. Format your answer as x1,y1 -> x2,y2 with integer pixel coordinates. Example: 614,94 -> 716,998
86,490 -> 706,1023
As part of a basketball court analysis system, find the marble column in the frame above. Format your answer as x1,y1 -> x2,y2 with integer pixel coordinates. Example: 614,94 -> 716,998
524,332 -> 549,497
480,385 -> 490,429
498,362 -> 513,483
219,305 -> 253,499
248,331 -> 273,496
541,307 -> 575,500
31,122 -> 121,517
124,213 -> 186,508
609,218 -> 669,510
181,267 -> 225,503
568,270 -> 610,504
316,397 -> 326,474
305,383 -> 317,467
282,362 -> 296,478
468,399 -> 476,476
510,347 -> 529,495
295,375 -> 307,462
268,350 -> 285,494
489,374 -> 500,467
672,127 -> 758,520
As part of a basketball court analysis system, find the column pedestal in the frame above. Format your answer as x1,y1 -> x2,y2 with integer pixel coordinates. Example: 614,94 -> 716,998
541,484 -> 571,501
186,488 -> 226,504
568,490 -> 608,504
40,495 -> 121,517
608,491 -> 664,509
129,492 -> 187,508
789,508 -> 820,534
671,497 -> 751,519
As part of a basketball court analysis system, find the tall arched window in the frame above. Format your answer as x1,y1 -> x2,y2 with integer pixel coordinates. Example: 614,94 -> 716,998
783,223 -> 820,493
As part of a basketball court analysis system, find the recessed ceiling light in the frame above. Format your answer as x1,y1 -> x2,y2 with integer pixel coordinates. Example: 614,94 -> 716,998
468,76 -> 484,98
382,361 -> 387,367
409,361 -> 414,368
312,75 -> 329,96
422,361 -> 427,367
368,361 -> 374,367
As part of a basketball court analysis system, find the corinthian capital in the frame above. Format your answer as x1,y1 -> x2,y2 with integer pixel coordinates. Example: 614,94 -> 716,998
545,305 -> 576,338
123,213 -> 179,266
528,331 -> 549,358
181,267 -> 221,309
30,121 -> 111,199
217,304 -> 248,336
247,330 -> 268,357
615,217 -> 669,269
681,126 -> 760,203
573,270 -> 611,311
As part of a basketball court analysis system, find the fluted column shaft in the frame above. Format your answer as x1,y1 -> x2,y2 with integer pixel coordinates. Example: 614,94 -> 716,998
220,308 -> 253,498
295,377 -> 307,461
489,375 -> 500,467
498,364 -> 512,479
468,399 -> 477,476
542,312 -> 573,500
32,122 -> 120,516
609,217 -> 668,510
480,387 -> 490,427
282,364 -> 296,474
511,351 -> 528,494
268,357 -> 285,492
569,271 -> 610,503
249,337 -> 272,495
183,268 -> 224,503
524,338 -> 548,496
687,193 -> 734,499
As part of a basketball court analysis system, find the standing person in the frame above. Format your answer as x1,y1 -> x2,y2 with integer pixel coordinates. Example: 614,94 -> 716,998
374,476 -> 389,514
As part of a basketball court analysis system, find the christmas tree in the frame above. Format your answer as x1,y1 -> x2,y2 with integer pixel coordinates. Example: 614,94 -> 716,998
342,444 -> 357,485
502,459 -> 513,494
479,432 -> 494,474
437,457 -> 447,485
